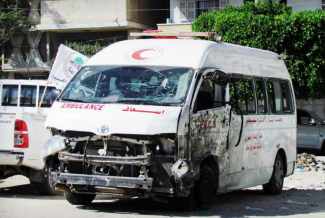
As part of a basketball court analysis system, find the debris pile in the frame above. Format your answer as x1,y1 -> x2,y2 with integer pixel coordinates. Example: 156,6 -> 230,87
296,153 -> 325,172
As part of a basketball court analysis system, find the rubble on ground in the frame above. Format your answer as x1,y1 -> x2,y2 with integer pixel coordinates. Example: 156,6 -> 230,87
296,153 -> 325,172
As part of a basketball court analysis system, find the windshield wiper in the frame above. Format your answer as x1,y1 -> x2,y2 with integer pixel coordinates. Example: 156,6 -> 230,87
61,98 -> 87,103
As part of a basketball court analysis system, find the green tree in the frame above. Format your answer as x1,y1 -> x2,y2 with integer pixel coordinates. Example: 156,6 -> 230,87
64,41 -> 105,58
0,0 -> 32,47
192,2 -> 325,100
0,0 -> 33,78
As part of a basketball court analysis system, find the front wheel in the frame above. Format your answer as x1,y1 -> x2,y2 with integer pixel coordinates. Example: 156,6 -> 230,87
263,153 -> 284,195
194,165 -> 215,209
65,191 -> 96,205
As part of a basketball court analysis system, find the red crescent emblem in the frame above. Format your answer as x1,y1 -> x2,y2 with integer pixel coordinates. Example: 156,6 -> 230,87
132,49 -> 154,60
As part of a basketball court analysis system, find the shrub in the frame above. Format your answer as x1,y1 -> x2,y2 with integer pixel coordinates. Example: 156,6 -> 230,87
192,2 -> 325,100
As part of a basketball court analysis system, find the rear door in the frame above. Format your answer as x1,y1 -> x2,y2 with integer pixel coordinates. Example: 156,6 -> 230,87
0,84 -> 19,151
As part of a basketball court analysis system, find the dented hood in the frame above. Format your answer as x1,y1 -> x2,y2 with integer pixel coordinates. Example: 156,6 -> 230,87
45,101 -> 182,135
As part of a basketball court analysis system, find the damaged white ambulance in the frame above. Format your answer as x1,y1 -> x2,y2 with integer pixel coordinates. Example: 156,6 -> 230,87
41,33 -> 296,208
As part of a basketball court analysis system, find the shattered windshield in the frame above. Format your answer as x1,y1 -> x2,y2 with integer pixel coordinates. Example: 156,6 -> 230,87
59,66 -> 194,105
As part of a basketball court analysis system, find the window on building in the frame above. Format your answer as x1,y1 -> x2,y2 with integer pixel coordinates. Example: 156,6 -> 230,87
181,0 -> 224,21
219,0 -> 228,8
180,0 -> 196,21
2,85 -> 18,106
245,0 -> 287,3
323,0 -> 325,10
197,1 -> 218,16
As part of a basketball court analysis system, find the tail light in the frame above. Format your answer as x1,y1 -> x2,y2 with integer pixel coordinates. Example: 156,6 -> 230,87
14,119 -> 29,148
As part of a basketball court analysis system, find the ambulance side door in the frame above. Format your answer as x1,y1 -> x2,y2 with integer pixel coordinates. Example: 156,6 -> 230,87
189,70 -> 231,190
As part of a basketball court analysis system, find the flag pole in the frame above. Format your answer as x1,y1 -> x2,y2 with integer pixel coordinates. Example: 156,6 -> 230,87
38,45 -> 61,113
38,80 -> 49,112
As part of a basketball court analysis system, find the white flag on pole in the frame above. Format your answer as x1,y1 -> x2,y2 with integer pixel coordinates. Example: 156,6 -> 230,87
48,44 -> 89,89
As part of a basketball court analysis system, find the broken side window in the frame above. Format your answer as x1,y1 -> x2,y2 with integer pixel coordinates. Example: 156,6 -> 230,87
229,75 -> 256,115
194,72 -> 226,112
255,78 -> 267,114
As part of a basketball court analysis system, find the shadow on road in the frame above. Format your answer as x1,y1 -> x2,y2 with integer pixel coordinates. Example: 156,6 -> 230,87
0,183 -> 63,200
1,182 -> 324,217
77,189 -> 325,217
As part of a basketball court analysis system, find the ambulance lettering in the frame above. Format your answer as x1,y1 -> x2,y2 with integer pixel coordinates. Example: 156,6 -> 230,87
60,103 -> 105,111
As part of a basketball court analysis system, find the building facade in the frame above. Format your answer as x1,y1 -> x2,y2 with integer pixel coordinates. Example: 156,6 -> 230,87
159,0 -> 324,32
1,0 -> 169,79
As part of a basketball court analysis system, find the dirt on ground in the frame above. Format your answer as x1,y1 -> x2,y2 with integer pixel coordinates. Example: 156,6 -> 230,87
0,157 -> 324,218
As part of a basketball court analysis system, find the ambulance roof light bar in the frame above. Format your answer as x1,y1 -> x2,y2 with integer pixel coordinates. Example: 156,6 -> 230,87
130,31 -> 222,42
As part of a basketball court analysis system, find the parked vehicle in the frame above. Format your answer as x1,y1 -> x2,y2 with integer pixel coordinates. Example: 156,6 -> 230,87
0,79 -> 59,195
42,33 -> 296,208
297,108 -> 325,153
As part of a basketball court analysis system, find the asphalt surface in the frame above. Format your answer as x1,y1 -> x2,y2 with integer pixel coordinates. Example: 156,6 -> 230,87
0,156 -> 325,218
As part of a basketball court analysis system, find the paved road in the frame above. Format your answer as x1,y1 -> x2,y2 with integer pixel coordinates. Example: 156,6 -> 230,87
1,172 -> 325,218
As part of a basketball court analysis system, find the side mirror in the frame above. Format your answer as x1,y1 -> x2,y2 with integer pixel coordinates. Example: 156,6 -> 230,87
308,118 -> 316,126
50,89 -> 61,104
212,70 -> 229,87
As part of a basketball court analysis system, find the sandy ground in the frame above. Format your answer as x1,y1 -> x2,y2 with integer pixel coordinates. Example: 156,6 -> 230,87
0,160 -> 325,218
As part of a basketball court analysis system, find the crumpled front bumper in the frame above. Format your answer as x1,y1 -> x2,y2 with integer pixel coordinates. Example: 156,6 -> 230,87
58,151 -> 151,166
51,172 -> 153,190
51,151 -> 154,195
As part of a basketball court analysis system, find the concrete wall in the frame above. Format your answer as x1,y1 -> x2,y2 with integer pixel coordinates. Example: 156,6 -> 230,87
228,0 -> 244,6
158,23 -> 192,33
297,99 -> 325,120
41,0 -> 127,25
288,0 -> 322,12
170,0 -> 182,23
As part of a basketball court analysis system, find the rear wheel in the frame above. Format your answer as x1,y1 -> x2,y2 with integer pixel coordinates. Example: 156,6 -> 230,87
65,191 -> 96,205
263,153 -> 284,195
32,167 -> 58,196
194,165 -> 215,209
321,142 -> 325,155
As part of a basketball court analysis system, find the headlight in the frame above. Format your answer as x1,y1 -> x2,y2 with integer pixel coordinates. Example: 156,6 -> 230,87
39,135 -> 66,166
172,159 -> 190,180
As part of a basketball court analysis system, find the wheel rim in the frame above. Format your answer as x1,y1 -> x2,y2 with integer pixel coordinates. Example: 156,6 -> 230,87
198,176 -> 213,204
274,159 -> 284,188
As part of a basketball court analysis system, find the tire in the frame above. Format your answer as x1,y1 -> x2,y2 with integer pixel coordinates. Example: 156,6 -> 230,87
321,142 -> 325,156
35,165 -> 59,196
65,191 -> 96,205
168,188 -> 196,211
194,165 -> 215,209
263,153 -> 284,195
